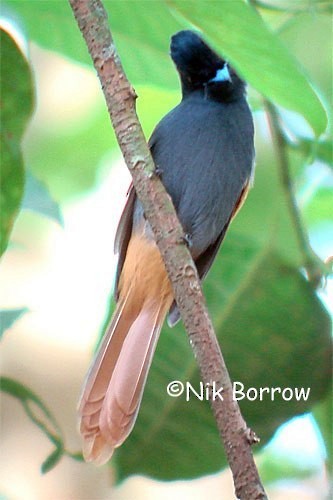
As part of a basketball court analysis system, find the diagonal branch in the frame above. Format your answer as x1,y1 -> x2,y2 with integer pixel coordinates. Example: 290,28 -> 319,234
69,0 -> 267,498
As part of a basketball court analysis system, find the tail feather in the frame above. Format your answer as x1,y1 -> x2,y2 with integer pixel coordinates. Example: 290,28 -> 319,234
82,434 -> 114,466
79,291 -> 172,464
78,288 -> 135,412
79,235 -> 173,464
99,304 -> 164,445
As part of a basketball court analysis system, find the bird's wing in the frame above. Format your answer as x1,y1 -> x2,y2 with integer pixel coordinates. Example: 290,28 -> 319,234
113,183 -> 136,299
167,180 -> 251,326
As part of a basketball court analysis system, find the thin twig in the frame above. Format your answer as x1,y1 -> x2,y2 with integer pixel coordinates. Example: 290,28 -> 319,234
265,100 -> 330,285
69,1 -> 267,498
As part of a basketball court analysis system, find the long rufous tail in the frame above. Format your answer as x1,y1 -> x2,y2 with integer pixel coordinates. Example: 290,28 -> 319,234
78,235 -> 173,464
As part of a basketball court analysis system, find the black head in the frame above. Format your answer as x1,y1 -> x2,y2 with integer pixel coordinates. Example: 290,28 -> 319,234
170,30 -> 245,102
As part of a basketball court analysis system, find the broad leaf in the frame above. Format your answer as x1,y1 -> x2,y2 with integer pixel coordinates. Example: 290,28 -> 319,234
169,0 -> 327,136
2,0 -> 182,87
23,86 -> 178,200
0,29 -> 33,256
3,1 -> 327,135
115,235 -> 331,481
303,187 -> 333,226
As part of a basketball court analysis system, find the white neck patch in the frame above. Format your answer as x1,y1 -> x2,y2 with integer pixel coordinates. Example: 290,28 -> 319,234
210,64 -> 231,83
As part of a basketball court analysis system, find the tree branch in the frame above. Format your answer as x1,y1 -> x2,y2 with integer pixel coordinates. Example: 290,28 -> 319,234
69,1 -> 267,497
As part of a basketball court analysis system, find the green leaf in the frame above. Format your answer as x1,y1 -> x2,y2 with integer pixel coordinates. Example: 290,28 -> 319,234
23,101 -> 115,200
115,235 -> 331,481
0,28 -> 33,256
302,187 -> 333,226
0,376 -> 65,467
3,0 -> 331,483
1,376 -> 83,470
22,171 -> 63,226
41,446 -> 64,474
0,31 -> 33,138
1,377 -> 61,434
4,1 -> 327,137
312,392 -> 332,472
168,0 -> 327,136
0,308 -> 28,339
232,148 -> 302,267
24,86 -> 178,200
276,10 -> 332,106
2,1 -> 89,64
292,138 -> 333,167
2,0 -> 183,88
258,445 -> 314,484
0,135 -> 24,255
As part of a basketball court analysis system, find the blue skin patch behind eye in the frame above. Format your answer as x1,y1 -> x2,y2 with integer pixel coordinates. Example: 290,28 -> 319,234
209,64 -> 231,83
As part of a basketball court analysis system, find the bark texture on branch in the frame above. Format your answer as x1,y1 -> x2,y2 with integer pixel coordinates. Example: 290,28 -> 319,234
69,1 -> 267,497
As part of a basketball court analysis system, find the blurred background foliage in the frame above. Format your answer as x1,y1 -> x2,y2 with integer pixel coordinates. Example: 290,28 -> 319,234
0,0 -> 332,498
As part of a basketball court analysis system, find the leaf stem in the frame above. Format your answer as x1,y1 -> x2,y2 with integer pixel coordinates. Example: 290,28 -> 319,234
0,376 -> 84,471
265,100 -> 330,284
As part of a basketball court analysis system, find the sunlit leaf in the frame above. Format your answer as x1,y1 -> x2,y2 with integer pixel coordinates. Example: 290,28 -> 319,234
168,0 -> 327,136
303,187 -> 333,226
4,0 -> 327,137
0,28 -> 33,256
23,86 -> 178,200
2,0 -> 182,87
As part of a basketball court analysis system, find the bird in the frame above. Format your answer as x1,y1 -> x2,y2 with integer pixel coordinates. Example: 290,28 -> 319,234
78,29 -> 255,464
